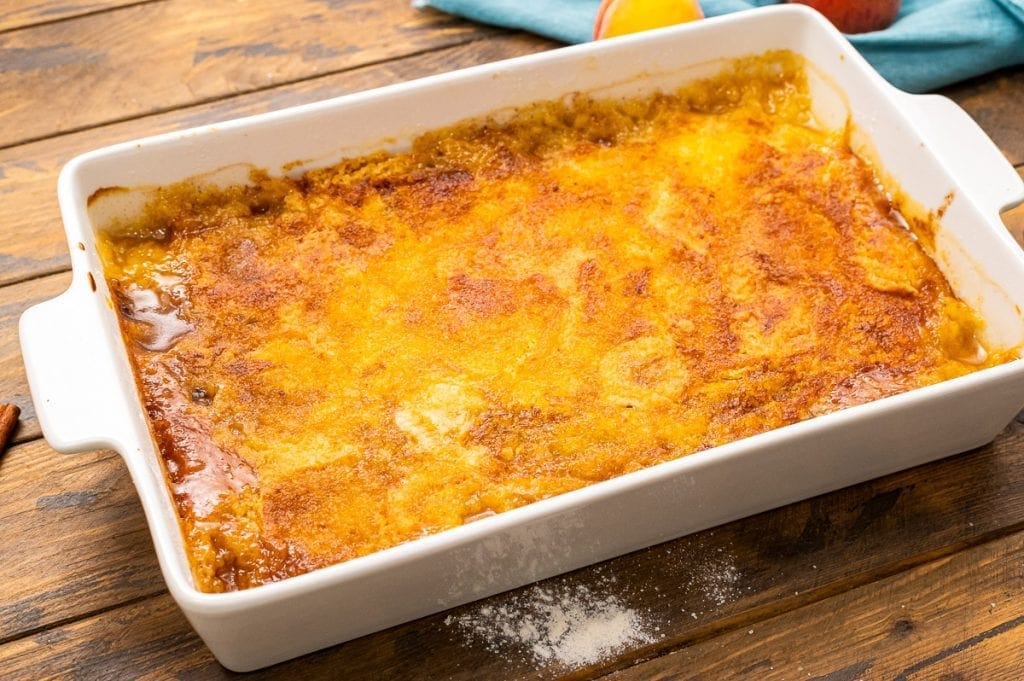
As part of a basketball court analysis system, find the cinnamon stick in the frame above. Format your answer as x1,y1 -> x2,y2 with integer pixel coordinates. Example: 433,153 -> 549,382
0,403 -> 20,454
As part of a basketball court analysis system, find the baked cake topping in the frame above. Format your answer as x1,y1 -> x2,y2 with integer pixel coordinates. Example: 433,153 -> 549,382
96,52 -> 1011,592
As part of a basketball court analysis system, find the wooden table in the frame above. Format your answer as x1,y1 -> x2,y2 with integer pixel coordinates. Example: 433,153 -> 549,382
1,2 -> 1023,678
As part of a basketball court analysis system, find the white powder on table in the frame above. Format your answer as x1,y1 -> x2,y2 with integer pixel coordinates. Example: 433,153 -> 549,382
445,543 -> 745,672
685,552 -> 740,607
446,581 -> 657,670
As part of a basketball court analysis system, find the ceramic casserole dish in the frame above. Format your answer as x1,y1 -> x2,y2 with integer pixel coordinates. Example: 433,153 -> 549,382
19,5 -> 1024,671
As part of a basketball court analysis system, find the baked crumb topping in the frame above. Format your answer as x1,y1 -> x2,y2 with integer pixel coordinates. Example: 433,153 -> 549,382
97,52 -> 1011,592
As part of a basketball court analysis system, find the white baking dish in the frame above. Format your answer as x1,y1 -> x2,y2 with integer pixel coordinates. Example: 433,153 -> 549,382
19,5 -> 1024,671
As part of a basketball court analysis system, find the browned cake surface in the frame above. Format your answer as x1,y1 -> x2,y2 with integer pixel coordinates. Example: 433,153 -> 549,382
96,53 -> 1010,592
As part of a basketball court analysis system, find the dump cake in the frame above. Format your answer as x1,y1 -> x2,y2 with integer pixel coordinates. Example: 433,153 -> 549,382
96,52 -> 1012,592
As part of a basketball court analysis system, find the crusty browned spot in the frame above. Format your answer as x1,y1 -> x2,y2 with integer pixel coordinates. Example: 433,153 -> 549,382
752,252 -> 794,284
625,268 -> 652,297
757,297 -> 789,332
338,221 -> 377,248
263,462 -> 381,566
742,141 -> 784,186
328,179 -> 370,207
623,317 -> 656,340
446,274 -> 517,318
225,358 -> 273,376
464,406 -> 567,458
814,364 -> 911,414
577,259 -> 608,320
372,168 -> 473,201
444,273 -> 565,328
415,168 -> 474,202
481,144 -> 524,179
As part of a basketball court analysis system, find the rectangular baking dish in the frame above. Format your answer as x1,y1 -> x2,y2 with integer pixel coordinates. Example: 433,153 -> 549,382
19,5 -> 1024,671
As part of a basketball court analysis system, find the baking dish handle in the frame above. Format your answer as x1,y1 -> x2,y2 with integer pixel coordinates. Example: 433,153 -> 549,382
19,281 -> 137,453
894,91 -> 1024,214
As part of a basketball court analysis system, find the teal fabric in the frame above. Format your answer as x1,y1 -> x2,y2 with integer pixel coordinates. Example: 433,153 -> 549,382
412,0 -> 1024,92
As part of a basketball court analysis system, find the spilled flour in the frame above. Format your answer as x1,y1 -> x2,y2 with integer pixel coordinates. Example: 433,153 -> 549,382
446,581 -> 658,670
678,547 -> 741,607
445,542 -> 744,672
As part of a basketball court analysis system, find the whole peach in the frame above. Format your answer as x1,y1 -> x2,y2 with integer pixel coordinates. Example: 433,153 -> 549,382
789,0 -> 901,33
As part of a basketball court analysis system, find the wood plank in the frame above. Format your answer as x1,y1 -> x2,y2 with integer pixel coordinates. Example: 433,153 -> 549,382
609,529 -> 1024,680
0,0 -> 150,33
940,64 -> 1024,166
0,594 -> 215,679
0,439 -> 162,642
0,7 -> 1007,165
0,34 -> 554,287
0,0 -> 499,149
1,416 -> 1021,676
0,272 -> 70,444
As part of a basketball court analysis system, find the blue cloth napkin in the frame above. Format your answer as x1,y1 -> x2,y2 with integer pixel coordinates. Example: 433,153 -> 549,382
412,0 -> 1024,92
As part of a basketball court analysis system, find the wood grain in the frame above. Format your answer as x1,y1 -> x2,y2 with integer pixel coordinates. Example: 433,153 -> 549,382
0,594 -> 215,680
609,529 -> 1024,680
0,0 -> 498,149
0,34 -> 553,288
0,272 -> 71,444
0,0 -> 151,33
1,418 -> 1021,676
940,64 -> 1024,166
0,439 -> 162,642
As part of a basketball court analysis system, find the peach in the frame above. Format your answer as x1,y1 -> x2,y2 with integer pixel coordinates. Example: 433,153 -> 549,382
593,0 -> 705,40
789,0 -> 901,34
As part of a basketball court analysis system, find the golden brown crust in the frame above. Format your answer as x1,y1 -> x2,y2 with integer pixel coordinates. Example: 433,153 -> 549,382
97,52 -> 1011,592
